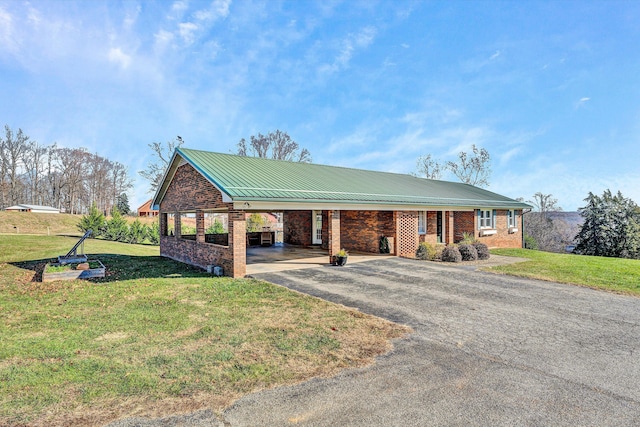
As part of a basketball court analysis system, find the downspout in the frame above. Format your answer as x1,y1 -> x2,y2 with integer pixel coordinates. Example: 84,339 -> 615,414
521,208 -> 532,248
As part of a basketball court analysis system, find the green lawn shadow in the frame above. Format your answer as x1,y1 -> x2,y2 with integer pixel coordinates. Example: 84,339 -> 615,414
11,254 -> 210,283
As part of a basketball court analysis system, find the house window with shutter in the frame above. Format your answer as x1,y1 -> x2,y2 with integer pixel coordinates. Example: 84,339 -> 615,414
479,210 -> 493,228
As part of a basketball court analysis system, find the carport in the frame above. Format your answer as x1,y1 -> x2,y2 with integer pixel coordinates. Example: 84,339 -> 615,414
151,148 -> 529,277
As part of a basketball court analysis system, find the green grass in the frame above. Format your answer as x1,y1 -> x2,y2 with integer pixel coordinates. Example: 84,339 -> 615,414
489,248 -> 640,295
0,235 -> 408,426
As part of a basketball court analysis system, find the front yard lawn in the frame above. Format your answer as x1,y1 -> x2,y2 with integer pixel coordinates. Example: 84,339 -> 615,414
489,248 -> 640,295
0,235 -> 409,426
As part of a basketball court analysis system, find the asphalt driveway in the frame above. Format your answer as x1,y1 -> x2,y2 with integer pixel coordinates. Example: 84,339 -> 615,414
221,257 -> 640,426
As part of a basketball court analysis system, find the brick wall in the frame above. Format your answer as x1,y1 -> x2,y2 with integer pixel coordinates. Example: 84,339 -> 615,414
161,164 -> 229,211
161,237 -> 234,274
340,210 -> 395,253
453,211 -> 475,243
283,210 -> 312,246
476,209 -> 523,248
159,163 -> 246,277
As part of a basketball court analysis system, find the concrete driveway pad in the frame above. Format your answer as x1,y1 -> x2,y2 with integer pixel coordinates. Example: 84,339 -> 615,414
223,257 -> 640,426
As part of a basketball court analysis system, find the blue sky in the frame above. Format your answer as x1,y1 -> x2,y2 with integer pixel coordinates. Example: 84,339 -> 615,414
1,0 -> 639,211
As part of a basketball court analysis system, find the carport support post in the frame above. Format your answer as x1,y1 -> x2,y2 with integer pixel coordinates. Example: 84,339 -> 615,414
228,210 -> 247,278
327,210 -> 341,263
447,211 -> 454,244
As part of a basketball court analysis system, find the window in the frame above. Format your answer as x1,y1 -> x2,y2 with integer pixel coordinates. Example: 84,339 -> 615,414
418,211 -> 426,234
479,210 -> 493,228
507,210 -> 516,228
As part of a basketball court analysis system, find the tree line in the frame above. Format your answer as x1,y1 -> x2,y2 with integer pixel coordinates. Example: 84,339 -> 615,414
0,125 -> 132,214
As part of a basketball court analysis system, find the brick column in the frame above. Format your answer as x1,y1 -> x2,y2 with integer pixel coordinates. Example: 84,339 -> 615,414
159,212 -> 167,238
174,212 -> 181,238
327,210 -> 341,263
393,211 -> 399,255
447,211 -> 454,244
228,210 -> 246,278
196,210 -> 205,243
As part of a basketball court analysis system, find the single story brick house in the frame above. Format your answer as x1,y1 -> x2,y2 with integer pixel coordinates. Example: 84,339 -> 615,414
4,204 -> 60,213
137,199 -> 158,217
152,148 -> 531,277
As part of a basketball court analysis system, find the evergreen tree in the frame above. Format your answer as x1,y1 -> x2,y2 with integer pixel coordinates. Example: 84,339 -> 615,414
77,202 -> 105,238
103,207 -> 129,242
116,193 -> 131,215
148,221 -> 160,245
575,190 -> 640,259
127,218 -> 147,244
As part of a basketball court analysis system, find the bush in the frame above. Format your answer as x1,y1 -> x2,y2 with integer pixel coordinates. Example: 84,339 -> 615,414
416,242 -> 444,261
472,242 -> 490,260
441,245 -> 462,263
206,219 -> 225,234
459,231 -> 477,245
458,244 -> 478,261
416,242 -> 429,260
524,234 -> 538,250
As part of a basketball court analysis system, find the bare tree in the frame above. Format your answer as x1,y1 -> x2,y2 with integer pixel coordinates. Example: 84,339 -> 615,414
529,192 -> 561,213
139,136 -> 184,193
111,161 -> 132,211
523,192 -> 566,252
1,125 -> 30,206
55,147 -> 90,214
446,144 -> 491,187
414,154 -> 443,180
22,141 -> 48,205
237,130 -> 311,163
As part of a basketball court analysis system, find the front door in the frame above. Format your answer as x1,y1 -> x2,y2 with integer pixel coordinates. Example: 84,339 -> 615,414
312,210 -> 322,245
436,211 -> 444,243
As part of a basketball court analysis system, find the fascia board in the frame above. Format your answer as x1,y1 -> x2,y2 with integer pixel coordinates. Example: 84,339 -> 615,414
233,201 -> 477,212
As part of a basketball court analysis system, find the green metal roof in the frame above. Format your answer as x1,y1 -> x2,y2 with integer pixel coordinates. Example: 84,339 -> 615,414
153,147 -> 531,210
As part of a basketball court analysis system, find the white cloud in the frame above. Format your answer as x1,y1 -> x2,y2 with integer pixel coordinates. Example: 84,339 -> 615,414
0,6 -> 17,53
108,47 -> 132,69
172,1 -> 189,14
490,50 -> 501,60
576,97 -> 591,109
154,29 -> 175,50
319,26 -> 377,74
178,22 -> 199,45
123,5 -> 141,30
195,0 -> 231,21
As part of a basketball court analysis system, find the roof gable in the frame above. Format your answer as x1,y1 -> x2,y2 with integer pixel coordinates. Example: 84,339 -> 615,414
153,148 -> 531,210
